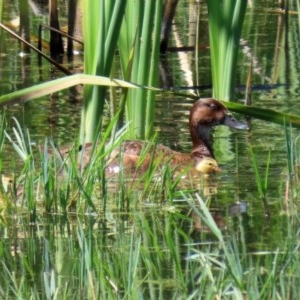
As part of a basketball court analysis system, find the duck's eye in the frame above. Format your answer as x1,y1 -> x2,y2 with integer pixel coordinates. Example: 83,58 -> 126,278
209,104 -> 218,111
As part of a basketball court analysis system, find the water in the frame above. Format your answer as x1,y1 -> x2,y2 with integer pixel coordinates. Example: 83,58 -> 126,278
1,0 -> 300,298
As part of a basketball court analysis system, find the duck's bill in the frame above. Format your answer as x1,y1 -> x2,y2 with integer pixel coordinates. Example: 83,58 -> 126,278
223,114 -> 249,130
214,166 -> 222,172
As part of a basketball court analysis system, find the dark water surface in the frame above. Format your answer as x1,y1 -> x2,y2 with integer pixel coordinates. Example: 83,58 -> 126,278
1,0 -> 300,298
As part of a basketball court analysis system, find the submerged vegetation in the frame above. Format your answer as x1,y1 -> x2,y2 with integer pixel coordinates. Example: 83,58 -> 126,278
1,0 -> 300,299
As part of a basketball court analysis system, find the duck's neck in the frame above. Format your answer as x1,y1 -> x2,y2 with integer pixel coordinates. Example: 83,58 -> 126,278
190,124 -> 215,158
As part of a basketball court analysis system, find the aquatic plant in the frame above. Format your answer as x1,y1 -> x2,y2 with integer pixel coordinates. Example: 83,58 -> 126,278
207,0 -> 247,100
118,0 -> 162,139
81,1 -> 127,143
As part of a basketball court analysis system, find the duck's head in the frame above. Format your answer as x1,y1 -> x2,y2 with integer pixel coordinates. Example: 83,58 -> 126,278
190,98 -> 248,129
194,157 -> 221,174
189,98 -> 248,151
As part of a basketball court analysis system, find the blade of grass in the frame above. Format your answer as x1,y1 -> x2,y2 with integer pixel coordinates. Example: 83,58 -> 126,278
187,193 -> 244,290
0,74 -> 144,106
81,1 -> 127,143
207,1 -> 247,100
248,146 -> 264,198
224,101 -> 300,129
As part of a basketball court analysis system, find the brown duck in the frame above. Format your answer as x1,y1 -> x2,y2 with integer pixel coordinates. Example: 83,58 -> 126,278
56,98 -> 247,174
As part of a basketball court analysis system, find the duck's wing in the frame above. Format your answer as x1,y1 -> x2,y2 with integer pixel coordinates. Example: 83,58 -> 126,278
191,146 -> 213,159
107,142 -> 191,174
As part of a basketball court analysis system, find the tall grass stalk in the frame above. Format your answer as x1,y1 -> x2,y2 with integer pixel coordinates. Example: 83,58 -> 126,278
248,146 -> 271,215
188,194 -> 244,290
284,123 -> 300,204
297,0 -> 300,31
0,0 -> 3,25
4,113 -> 131,213
126,229 -> 141,297
285,123 -> 294,180
118,0 -> 162,139
5,118 -> 38,213
81,1 -> 127,143
248,146 -> 271,199
207,1 -> 247,100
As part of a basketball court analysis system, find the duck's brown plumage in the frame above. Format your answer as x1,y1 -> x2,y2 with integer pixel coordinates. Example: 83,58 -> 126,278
55,98 -> 247,174
107,98 -> 247,173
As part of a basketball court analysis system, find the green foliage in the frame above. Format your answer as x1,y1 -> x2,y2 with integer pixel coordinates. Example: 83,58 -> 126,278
298,0 -> 300,30
2,2 -> 300,298
248,146 -> 271,213
0,74 -> 141,106
81,1 -> 127,142
2,111 -> 300,298
118,0 -> 162,139
207,0 -> 247,100
80,0 -> 162,141
0,0 -> 2,24
225,101 -> 300,129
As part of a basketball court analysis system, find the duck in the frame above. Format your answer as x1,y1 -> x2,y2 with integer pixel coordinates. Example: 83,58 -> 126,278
194,157 -> 221,174
55,98 -> 247,174
106,98 -> 247,173
173,157 -> 221,181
